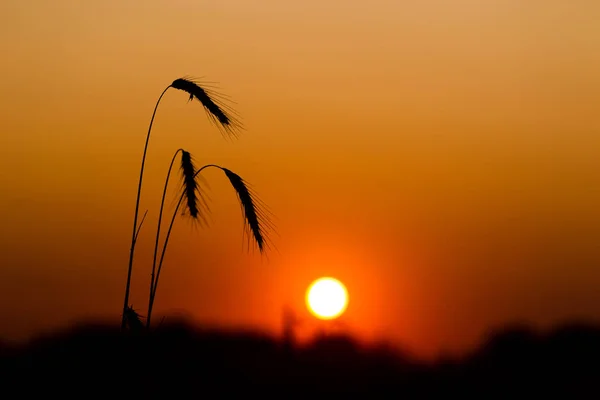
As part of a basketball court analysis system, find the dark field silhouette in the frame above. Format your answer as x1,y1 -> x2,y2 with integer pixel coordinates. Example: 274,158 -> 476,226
1,320 -> 599,397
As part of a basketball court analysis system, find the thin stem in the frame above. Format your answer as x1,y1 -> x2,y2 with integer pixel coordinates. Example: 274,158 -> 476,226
134,210 -> 149,243
146,148 -> 183,329
147,164 -> 220,326
122,85 -> 171,331
150,191 -> 184,308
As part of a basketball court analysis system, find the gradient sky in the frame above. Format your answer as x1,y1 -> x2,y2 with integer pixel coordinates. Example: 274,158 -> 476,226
0,0 -> 599,359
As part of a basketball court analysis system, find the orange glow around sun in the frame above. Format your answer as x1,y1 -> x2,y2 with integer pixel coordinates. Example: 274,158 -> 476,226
306,277 -> 349,320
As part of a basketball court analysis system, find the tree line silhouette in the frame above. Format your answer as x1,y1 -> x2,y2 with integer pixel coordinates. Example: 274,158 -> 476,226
1,320 -> 598,396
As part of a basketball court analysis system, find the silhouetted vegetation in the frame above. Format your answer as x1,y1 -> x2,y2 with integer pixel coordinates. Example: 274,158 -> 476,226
2,320 -> 599,396
122,76 -> 272,330
124,77 -> 241,329
147,156 -> 274,327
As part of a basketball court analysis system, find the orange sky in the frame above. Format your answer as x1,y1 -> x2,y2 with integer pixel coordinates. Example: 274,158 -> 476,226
0,0 -> 599,359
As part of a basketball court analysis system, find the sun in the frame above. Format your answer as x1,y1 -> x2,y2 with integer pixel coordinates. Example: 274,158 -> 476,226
306,277 -> 349,320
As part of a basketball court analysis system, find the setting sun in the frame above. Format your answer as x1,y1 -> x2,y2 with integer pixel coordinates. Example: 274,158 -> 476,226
306,277 -> 349,320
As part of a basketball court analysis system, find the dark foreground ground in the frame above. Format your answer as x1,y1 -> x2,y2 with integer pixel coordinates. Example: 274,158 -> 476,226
1,320 -> 599,397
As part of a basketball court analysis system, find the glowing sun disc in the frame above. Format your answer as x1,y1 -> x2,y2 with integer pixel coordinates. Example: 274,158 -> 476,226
306,277 -> 349,320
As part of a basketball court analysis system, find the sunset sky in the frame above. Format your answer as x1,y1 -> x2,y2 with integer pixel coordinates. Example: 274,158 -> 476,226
1,0 -> 599,359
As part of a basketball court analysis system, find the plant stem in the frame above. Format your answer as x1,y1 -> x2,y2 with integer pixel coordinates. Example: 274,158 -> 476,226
147,164 -> 220,325
122,85 -> 170,331
135,210 -> 149,243
146,148 -> 183,329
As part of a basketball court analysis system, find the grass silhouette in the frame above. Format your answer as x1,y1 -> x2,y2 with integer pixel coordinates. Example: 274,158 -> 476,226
122,77 -> 244,330
123,305 -> 145,333
146,161 -> 274,328
146,149 -> 207,329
